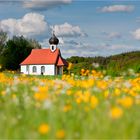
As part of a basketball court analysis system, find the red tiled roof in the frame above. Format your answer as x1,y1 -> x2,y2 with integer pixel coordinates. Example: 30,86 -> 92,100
56,56 -> 68,66
20,48 -> 67,66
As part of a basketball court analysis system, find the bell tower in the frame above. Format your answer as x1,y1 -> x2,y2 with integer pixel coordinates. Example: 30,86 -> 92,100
49,32 -> 59,52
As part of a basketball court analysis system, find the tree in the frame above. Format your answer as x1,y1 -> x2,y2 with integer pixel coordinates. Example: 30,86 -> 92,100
1,36 -> 41,70
0,31 -> 8,67
0,30 -> 7,55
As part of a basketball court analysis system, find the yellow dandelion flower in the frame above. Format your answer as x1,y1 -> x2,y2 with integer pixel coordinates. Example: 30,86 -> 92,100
104,90 -> 109,99
76,97 -> 82,104
91,70 -> 96,75
63,104 -> 72,112
1,91 -> 6,96
114,88 -> 121,96
67,62 -> 72,70
38,123 -> 50,135
39,86 -> 48,93
34,92 -> 48,101
56,129 -> 65,139
117,97 -> 133,108
81,69 -> 85,73
12,94 -> 16,99
110,107 -> 123,119
97,81 -> 108,90
66,90 -> 72,96
83,91 -> 91,103
90,95 -> 98,109
135,98 -> 140,105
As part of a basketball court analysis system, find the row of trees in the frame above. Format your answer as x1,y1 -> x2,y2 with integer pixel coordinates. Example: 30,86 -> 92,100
0,31 -> 41,70
66,51 -> 140,76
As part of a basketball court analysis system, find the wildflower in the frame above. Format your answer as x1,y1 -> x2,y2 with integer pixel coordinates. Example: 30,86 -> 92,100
85,70 -> 90,76
1,91 -> 6,96
35,102 -> 41,108
39,86 -> 48,93
12,94 -> 16,99
67,62 -> 72,70
34,92 -> 48,101
83,91 -> 91,103
92,62 -> 99,68
34,86 -> 49,101
104,90 -> 109,99
63,104 -> 72,112
91,70 -> 96,75
110,107 -> 123,119
38,123 -> 50,135
43,100 -> 52,109
97,80 -> 108,90
90,95 -> 98,109
117,97 -> 133,108
56,129 -> 65,139
135,96 -> 140,105
81,69 -> 85,76
87,79 -> 94,87
66,89 -> 72,96
76,98 -> 82,104
114,88 -> 121,96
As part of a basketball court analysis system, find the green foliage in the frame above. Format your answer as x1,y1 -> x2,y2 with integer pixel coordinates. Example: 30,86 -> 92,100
0,31 -> 8,67
0,30 -> 7,55
66,51 -> 140,76
1,36 -> 41,70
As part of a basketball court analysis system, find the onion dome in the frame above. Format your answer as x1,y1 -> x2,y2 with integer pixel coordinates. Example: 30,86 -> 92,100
49,33 -> 59,45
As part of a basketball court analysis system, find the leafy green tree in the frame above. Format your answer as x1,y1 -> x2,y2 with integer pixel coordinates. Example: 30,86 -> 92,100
0,30 -> 7,55
1,36 -> 41,70
0,31 -> 8,68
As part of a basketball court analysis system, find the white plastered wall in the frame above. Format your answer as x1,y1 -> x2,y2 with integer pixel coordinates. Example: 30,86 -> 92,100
20,65 -> 55,75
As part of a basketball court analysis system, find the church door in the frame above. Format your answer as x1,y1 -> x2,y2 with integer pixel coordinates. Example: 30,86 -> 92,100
41,66 -> 45,75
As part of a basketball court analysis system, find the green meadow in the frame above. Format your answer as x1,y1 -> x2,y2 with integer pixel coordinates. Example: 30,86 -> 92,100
0,71 -> 140,139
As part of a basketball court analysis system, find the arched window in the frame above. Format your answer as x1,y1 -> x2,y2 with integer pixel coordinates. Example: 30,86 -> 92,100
26,65 -> 29,72
52,46 -> 54,50
41,66 -> 45,74
32,66 -> 37,73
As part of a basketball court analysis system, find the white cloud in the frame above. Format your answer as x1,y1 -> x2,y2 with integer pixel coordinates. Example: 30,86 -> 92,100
132,28 -> 140,40
102,32 -> 122,39
100,5 -> 134,13
23,0 -> 72,10
0,13 -> 86,39
58,37 -> 64,44
109,44 -> 134,50
0,13 -> 48,37
107,32 -> 122,39
52,22 -> 86,37
99,43 -> 135,50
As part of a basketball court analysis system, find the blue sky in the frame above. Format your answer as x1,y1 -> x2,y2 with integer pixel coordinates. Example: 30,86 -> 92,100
0,0 -> 140,58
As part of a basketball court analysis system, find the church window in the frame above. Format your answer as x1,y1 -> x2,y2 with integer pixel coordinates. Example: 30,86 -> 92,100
41,66 -> 45,74
26,65 -> 29,72
33,66 -> 37,73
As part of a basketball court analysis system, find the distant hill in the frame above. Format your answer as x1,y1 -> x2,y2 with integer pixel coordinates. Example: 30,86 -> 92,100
66,51 -> 140,76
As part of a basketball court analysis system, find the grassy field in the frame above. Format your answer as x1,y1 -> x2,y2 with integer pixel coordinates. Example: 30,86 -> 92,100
0,70 -> 140,139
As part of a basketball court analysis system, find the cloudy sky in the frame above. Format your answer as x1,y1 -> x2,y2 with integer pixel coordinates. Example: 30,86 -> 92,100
0,0 -> 140,58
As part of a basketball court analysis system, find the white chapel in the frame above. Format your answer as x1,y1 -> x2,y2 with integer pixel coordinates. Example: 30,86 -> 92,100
20,34 -> 67,75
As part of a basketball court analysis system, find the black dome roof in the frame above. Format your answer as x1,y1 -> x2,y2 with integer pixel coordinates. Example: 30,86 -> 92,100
49,33 -> 59,45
